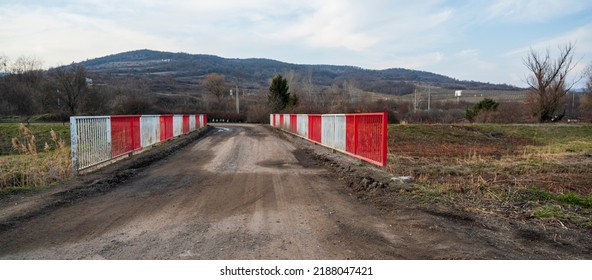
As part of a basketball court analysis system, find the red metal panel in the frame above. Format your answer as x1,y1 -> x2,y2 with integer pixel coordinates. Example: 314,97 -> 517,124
345,114 -> 356,154
381,112 -> 387,166
279,114 -> 285,129
204,114 -> 207,127
355,113 -> 387,166
290,114 -> 298,134
159,115 -> 173,141
308,114 -> 322,143
182,114 -> 190,134
111,115 -> 141,157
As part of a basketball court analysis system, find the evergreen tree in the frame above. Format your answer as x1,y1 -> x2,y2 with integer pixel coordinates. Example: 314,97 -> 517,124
268,74 -> 297,113
465,98 -> 499,122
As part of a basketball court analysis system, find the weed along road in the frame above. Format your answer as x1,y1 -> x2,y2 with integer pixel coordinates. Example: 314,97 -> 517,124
0,124 -> 590,259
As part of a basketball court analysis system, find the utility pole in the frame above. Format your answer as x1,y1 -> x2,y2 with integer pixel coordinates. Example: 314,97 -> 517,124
414,88 -> 417,113
235,84 -> 240,114
572,90 -> 575,116
427,87 -> 431,112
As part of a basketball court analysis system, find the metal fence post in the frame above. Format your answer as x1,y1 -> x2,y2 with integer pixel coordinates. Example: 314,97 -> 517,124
70,117 -> 79,174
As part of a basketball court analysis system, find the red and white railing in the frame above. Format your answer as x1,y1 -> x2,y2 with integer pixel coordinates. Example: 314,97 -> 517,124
270,113 -> 388,167
71,114 -> 207,172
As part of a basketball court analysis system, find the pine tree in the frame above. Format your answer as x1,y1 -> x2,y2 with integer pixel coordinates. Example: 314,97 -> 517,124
268,74 -> 296,113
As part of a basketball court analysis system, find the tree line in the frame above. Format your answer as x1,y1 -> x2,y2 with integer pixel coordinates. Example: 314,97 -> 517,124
2,43 -> 592,123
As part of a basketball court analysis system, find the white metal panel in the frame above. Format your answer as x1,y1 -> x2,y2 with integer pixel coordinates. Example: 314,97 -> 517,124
334,114 -> 346,151
70,116 -> 111,171
297,114 -> 308,137
140,115 -> 160,148
321,115 -> 335,147
274,114 -> 280,127
189,114 -> 196,131
173,115 -> 183,137
283,114 -> 290,130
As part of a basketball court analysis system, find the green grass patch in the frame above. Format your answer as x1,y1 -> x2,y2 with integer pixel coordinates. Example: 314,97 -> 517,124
476,124 -> 592,154
523,187 -> 555,202
522,187 -> 592,208
0,123 -> 70,155
557,193 -> 592,208
533,205 -> 565,218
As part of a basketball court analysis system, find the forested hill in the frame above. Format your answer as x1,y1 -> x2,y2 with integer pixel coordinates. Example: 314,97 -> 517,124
82,49 -> 520,95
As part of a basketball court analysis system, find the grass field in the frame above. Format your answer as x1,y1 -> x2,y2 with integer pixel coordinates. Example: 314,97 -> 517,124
387,123 -> 592,229
0,123 -> 70,156
0,123 -> 72,195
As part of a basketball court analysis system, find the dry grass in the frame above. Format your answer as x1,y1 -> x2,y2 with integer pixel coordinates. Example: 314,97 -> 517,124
387,123 -> 592,229
0,124 -> 72,194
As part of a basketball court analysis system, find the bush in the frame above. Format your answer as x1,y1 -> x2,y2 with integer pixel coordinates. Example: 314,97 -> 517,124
465,98 -> 499,122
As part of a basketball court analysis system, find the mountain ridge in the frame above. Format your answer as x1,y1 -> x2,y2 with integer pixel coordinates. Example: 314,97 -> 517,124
81,49 -> 522,95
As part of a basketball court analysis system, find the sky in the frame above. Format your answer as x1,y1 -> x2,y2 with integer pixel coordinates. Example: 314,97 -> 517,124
1,0 -> 591,87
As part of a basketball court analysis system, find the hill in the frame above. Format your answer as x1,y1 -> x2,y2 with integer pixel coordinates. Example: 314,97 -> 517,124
82,49 -> 521,95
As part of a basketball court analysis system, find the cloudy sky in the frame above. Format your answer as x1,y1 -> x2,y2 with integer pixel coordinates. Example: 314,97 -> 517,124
1,0 -> 591,87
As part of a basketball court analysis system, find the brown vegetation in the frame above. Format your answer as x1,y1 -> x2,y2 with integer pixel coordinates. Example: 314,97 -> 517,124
1,124 -> 71,191
388,124 -> 592,229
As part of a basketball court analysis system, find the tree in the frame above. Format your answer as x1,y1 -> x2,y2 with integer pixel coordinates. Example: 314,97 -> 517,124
268,74 -> 297,113
523,43 -> 579,122
49,63 -> 89,115
580,63 -> 592,121
465,98 -> 499,122
201,73 -> 228,106
0,56 -> 44,116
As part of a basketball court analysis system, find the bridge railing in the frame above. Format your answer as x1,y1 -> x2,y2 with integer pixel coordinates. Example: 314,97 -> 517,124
71,114 -> 207,172
270,112 -> 388,167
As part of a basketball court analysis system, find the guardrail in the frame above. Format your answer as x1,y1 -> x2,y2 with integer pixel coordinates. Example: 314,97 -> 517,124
270,112 -> 387,167
71,114 -> 207,172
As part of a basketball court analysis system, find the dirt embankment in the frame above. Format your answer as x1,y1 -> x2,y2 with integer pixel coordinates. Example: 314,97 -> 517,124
0,124 -> 591,259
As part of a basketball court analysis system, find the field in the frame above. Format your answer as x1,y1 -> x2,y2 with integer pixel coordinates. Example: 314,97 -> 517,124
0,123 -> 70,156
358,88 -> 527,104
0,123 -> 71,194
387,123 -> 592,229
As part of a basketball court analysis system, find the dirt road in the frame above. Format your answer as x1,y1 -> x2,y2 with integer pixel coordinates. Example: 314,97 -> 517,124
1,124 -> 590,259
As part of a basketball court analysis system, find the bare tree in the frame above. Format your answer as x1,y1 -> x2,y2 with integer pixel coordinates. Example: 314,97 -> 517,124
302,67 -> 316,103
579,63 -> 592,121
523,42 -> 580,122
201,73 -> 228,106
0,56 -> 44,115
0,55 -> 8,73
49,63 -> 89,115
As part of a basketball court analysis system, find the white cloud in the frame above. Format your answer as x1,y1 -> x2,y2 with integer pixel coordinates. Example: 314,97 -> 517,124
487,0 -> 590,23
371,52 -> 445,70
0,3 -> 180,67
503,23 -> 592,59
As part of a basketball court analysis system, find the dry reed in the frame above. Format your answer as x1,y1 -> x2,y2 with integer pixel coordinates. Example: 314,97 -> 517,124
0,124 -> 71,190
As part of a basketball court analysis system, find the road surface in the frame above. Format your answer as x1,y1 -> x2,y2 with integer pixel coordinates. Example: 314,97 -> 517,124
0,124 -> 590,259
